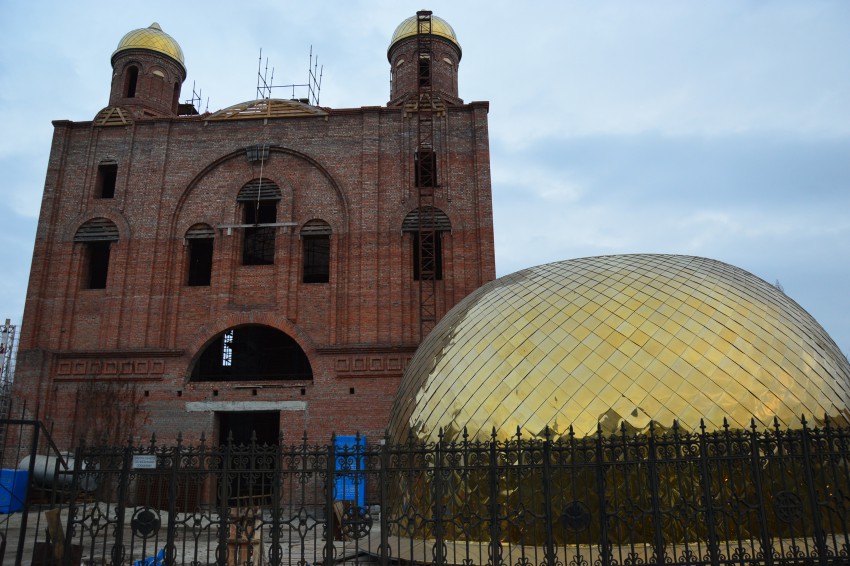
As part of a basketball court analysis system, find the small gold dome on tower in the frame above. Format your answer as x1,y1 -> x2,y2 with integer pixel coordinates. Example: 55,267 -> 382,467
112,22 -> 185,72
388,14 -> 461,56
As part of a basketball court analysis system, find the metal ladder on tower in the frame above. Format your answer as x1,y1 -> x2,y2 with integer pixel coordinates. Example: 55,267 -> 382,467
415,10 -> 438,340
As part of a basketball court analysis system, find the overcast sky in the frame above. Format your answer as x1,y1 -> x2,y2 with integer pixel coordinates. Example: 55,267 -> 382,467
1,0 -> 848,355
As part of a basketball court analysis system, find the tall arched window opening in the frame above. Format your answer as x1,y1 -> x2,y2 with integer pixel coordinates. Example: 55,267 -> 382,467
125,65 -> 139,98
301,220 -> 331,283
74,218 -> 119,289
237,179 -> 282,265
185,224 -> 214,286
402,207 -> 451,281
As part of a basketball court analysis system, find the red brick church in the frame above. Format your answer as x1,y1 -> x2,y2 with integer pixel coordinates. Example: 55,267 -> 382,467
13,12 -> 495,447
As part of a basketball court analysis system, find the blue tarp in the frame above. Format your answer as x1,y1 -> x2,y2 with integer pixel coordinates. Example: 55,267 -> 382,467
0,469 -> 28,514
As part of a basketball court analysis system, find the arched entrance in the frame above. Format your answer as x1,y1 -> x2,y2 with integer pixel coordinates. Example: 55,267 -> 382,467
191,325 -> 312,382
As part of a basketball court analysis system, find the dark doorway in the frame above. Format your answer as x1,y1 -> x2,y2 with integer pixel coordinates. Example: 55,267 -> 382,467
218,411 -> 280,505
219,410 -> 280,446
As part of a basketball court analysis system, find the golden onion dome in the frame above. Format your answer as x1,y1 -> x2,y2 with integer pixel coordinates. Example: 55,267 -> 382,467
112,22 -> 185,73
388,254 -> 850,442
388,14 -> 461,56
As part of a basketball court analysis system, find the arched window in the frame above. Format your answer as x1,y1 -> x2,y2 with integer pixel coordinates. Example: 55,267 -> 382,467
402,207 -> 451,281
74,218 -> 119,289
237,179 -> 282,265
185,224 -> 214,286
124,65 -> 139,98
191,325 -> 312,382
301,220 -> 331,284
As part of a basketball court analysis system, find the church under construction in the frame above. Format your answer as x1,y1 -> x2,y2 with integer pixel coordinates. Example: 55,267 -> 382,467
12,12 -> 495,447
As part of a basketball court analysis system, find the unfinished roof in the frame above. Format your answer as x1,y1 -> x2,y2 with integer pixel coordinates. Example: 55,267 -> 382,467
206,99 -> 328,121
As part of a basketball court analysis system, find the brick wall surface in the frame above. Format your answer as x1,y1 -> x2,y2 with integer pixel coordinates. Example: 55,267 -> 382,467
13,21 -> 494,450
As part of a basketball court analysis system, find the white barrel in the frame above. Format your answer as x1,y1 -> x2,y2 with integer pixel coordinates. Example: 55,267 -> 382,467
18,453 -> 98,492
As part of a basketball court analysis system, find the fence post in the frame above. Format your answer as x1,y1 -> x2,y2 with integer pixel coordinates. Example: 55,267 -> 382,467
800,417 -> 829,566
432,428 -> 446,566
62,438 -> 85,566
325,433 -> 336,566
595,424 -> 611,566
217,431 -> 232,566
750,419 -> 774,566
541,426 -> 556,566
646,422 -> 667,565
697,420 -> 720,566
487,428 -> 503,566
15,420 -> 40,565
379,433 -> 390,566
110,436 -> 133,565
164,433 -> 182,566
269,431 -> 283,566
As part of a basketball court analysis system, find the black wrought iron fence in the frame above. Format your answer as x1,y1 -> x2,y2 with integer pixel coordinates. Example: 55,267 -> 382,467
4,417 -> 850,565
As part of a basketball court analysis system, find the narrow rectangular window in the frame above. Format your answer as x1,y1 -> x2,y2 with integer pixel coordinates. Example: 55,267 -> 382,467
303,236 -> 330,283
243,201 -> 276,265
415,150 -> 437,188
125,66 -> 138,98
95,163 -> 118,199
187,238 -> 214,286
418,56 -> 431,88
84,242 -> 111,289
413,231 -> 442,281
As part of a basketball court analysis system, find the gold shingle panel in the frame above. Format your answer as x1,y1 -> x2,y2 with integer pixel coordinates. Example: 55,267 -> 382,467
388,255 -> 850,442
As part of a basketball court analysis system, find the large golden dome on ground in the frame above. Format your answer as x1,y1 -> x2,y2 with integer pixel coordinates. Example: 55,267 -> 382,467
388,254 -> 850,442
388,14 -> 460,54
112,23 -> 185,71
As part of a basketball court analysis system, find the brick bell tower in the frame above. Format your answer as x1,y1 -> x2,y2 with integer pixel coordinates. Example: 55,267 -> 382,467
108,22 -> 186,118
